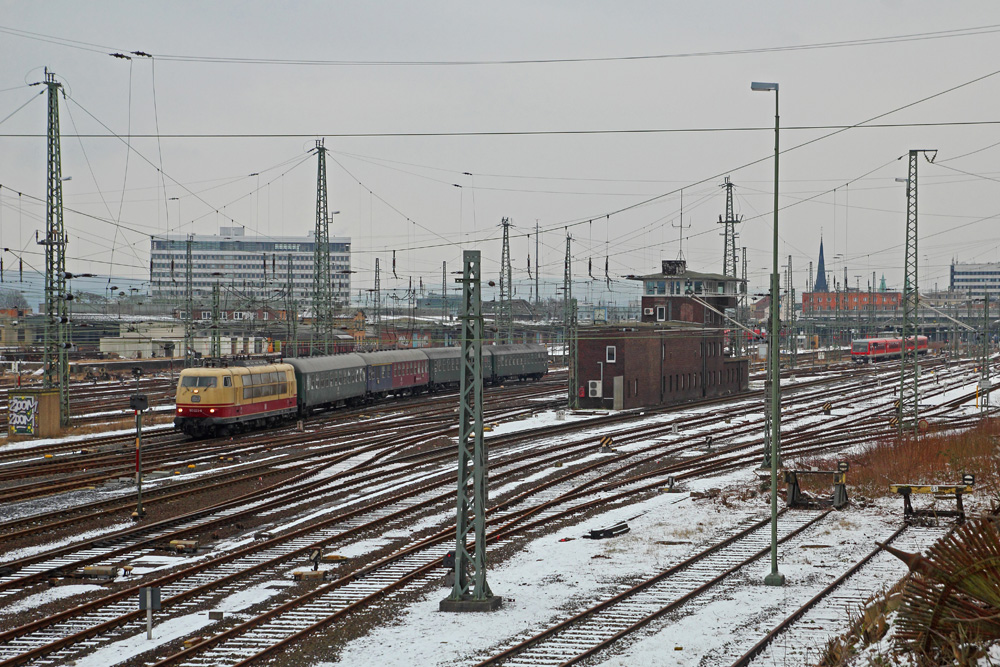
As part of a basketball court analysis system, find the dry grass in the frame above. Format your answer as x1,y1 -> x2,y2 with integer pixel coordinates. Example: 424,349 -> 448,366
801,420 -> 1000,501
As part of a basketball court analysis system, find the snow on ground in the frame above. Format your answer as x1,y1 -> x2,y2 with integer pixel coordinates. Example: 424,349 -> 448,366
0,423 -> 174,454
0,584 -> 105,617
1,521 -> 135,562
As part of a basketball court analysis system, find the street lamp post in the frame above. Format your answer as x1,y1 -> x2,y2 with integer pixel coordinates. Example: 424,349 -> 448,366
752,80 -> 785,587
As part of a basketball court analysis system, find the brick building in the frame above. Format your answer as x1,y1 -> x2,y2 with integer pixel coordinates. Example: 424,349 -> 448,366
801,290 -> 901,314
576,260 -> 748,410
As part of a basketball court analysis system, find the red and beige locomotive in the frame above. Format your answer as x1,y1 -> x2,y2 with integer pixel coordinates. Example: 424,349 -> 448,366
175,344 -> 548,437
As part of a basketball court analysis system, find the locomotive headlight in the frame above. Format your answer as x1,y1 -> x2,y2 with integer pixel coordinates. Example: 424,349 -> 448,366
178,408 -> 183,413
193,389 -> 199,394
209,408 -> 215,413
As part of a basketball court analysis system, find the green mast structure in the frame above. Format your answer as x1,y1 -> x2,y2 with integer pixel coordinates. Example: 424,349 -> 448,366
312,139 -> 333,356
564,234 -> 578,408
497,217 -> 513,344
441,249 -> 501,612
184,234 -> 194,367
40,68 -> 70,427
899,149 -> 935,435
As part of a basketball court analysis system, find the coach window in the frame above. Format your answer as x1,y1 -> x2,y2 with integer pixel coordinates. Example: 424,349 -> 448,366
606,346 -> 616,363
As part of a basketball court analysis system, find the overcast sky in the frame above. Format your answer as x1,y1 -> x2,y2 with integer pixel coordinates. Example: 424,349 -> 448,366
2,1 -> 1000,307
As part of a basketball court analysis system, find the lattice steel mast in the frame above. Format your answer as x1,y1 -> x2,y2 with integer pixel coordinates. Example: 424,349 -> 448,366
497,217 -> 513,344
40,68 -> 70,426
286,254 -> 298,356
982,292 -> 991,417
441,261 -> 448,322
312,139 -> 333,355
373,257 -> 381,349
719,177 -> 740,278
210,283 -> 221,361
184,234 -> 194,367
564,234 -> 578,408
740,247 -> 748,358
441,249 -> 501,612
899,149 -> 936,435
787,255 -> 796,367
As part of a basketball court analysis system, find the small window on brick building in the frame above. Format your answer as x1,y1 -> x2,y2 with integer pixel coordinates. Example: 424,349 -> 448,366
606,346 -> 616,363
656,306 -> 665,321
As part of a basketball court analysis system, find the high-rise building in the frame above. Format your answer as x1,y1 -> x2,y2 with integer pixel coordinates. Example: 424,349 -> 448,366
150,227 -> 351,308
950,262 -> 1000,298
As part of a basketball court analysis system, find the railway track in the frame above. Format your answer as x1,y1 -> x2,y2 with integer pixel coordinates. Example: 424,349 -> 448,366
0,356 -> 990,666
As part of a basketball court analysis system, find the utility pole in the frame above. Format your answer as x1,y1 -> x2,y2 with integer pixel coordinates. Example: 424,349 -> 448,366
312,139 -> 333,356
498,217 -> 513,344
184,234 -> 194,367
440,249 -> 501,612
40,68 -> 70,427
719,177 -> 740,278
564,234 -> 578,407
373,257 -> 381,350
210,283 -> 221,362
899,149 -> 936,436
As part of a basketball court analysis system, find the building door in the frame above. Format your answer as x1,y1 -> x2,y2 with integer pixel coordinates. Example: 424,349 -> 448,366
613,375 -> 624,410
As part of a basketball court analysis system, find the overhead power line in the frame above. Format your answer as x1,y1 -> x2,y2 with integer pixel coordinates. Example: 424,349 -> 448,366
2,23 -> 999,66
2,120 -> 1000,139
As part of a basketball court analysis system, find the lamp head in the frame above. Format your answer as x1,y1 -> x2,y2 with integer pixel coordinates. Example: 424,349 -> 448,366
751,81 -> 779,92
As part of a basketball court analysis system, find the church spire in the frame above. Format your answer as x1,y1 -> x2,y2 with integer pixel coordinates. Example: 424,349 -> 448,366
814,236 -> 829,292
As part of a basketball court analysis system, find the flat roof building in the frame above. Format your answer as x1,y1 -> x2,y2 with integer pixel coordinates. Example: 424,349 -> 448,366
150,227 -> 351,307
950,262 -> 1000,299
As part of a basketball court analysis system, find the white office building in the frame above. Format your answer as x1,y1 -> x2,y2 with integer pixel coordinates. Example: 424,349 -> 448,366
150,227 -> 351,307
950,262 -> 1000,298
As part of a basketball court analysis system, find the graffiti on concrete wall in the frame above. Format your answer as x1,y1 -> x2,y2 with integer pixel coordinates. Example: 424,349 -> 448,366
8,394 -> 37,436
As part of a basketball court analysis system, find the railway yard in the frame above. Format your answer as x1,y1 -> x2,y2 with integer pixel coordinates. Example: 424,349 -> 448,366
0,355 -> 996,667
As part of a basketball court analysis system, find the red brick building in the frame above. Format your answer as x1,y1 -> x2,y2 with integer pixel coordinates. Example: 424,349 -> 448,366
576,260 -> 749,410
802,290 -> 901,313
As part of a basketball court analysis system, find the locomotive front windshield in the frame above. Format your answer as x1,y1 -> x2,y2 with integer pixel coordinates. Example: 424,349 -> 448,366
852,342 -> 869,353
180,376 -> 218,388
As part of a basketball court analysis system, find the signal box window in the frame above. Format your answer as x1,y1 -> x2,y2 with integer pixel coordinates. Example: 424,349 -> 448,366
606,346 -> 616,363
656,306 -> 666,321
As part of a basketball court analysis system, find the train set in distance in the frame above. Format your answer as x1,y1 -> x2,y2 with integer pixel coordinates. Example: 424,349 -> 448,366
850,335 -> 929,363
174,344 -> 548,438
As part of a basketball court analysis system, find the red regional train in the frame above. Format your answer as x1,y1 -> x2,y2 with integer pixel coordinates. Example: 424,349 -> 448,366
851,336 -> 928,363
